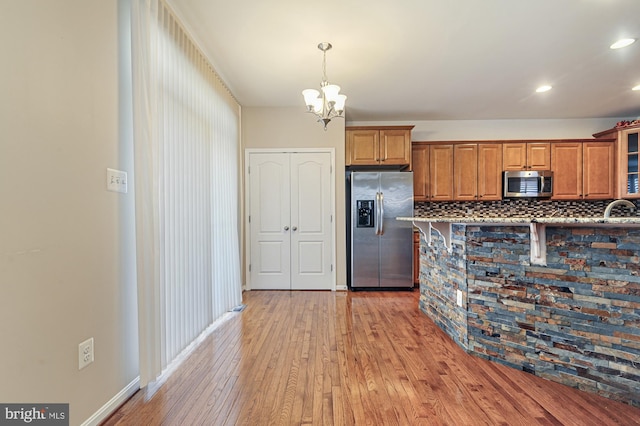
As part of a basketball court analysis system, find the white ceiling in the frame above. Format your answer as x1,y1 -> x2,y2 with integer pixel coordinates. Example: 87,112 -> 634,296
169,0 -> 640,122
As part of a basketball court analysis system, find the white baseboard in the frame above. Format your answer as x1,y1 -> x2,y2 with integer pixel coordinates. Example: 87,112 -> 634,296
80,377 -> 139,426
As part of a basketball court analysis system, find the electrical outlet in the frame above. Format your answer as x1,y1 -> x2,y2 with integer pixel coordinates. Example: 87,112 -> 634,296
106,168 -> 127,193
78,338 -> 94,370
456,289 -> 463,307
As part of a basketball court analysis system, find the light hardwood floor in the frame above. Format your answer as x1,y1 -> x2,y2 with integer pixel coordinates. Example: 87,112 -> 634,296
103,290 -> 640,425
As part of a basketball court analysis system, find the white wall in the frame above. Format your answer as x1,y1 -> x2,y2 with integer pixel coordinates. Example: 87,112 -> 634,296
348,117 -> 630,141
0,1 -> 138,424
242,107 -> 347,289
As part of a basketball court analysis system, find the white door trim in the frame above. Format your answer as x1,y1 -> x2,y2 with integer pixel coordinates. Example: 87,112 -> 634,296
244,148 -> 336,291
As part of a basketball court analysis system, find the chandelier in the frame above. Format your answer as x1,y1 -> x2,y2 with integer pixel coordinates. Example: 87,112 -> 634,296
302,42 -> 347,130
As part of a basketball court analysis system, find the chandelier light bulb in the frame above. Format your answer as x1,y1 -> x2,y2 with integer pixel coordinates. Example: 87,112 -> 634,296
322,84 -> 341,103
334,94 -> 347,113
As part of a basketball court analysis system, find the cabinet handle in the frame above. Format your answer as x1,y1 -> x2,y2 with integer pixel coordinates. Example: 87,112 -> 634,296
292,226 -> 298,231
284,226 -> 289,231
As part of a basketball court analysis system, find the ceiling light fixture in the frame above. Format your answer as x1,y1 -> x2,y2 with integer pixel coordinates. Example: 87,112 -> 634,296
536,85 -> 552,93
610,38 -> 636,49
302,42 -> 347,130
633,84 -> 640,91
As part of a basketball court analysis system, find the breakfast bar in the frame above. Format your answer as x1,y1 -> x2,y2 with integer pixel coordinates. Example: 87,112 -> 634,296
397,215 -> 640,407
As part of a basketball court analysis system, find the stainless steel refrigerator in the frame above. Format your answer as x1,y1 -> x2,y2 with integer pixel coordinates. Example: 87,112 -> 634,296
349,171 -> 413,288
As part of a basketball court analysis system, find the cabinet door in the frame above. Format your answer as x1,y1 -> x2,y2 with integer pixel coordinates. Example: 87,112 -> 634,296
503,143 -> 527,170
528,143 -> 551,170
551,143 -> 582,200
380,129 -> 411,165
429,144 -> 454,201
583,142 -> 614,199
620,129 -> 640,198
477,143 -> 503,201
412,144 -> 429,201
347,130 -> 379,165
454,144 -> 478,200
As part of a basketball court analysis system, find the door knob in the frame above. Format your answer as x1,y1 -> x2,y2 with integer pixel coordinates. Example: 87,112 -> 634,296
284,226 -> 289,231
292,226 -> 297,231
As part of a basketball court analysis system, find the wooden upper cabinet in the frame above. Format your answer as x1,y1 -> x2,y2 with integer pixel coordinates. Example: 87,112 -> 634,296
413,142 -> 501,202
551,143 -> 583,200
528,143 -> 551,170
503,143 -> 527,170
413,138 -> 615,202
454,144 -> 478,201
503,142 -> 550,170
453,143 -> 502,201
380,129 -> 412,165
346,126 -> 413,167
429,144 -> 454,201
583,142 -> 614,199
551,141 -> 614,200
595,124 -> 639,199
618,128 -> 640,198
477,143 -> 503,201
346,129 -> 379,165
412,144 -> 429,201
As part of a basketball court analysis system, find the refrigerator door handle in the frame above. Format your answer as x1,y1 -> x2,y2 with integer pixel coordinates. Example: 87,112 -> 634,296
379,191 -> 385,235
375,192 -> 381,235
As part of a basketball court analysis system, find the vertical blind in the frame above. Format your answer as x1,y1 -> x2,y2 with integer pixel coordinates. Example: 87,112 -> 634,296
131,0 -> 242,387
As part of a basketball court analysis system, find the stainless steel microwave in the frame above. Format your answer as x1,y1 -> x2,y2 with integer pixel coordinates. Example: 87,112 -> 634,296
503,170 -> 553,198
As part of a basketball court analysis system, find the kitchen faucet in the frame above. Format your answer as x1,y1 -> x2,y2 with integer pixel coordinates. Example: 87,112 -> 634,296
603,199 -> 636,218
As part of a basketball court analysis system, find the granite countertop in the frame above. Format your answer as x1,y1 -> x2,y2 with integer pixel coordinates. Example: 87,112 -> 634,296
397,216 -> 640,225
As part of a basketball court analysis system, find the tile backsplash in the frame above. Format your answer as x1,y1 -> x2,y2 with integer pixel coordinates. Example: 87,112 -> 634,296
414,198 -> 640,218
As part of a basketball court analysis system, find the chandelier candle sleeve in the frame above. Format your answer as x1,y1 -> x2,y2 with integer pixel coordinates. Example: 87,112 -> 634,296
302,42 -> 347,130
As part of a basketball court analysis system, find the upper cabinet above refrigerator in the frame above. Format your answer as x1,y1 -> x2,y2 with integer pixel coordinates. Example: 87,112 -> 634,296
345,126 -> 414,169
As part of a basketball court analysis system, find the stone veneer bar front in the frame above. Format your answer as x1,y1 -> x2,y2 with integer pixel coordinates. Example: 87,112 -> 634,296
404,218 -> 640,407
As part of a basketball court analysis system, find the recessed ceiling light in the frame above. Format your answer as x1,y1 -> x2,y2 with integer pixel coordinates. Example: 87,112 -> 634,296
610,38 -> 636,49
536,85 -> 552,93
633,85 -> 640,91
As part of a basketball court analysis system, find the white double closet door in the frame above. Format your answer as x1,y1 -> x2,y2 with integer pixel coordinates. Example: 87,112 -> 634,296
247,150 -> 334,290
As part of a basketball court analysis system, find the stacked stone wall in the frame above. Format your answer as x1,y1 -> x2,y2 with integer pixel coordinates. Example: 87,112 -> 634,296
419,224 -> 640,407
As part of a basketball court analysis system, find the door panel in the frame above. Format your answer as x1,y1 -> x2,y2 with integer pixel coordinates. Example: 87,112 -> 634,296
454,144 -> 478,200
379,172 -> 413,287
477,143 -> 503,200
351,172 -> 380,287
290,153 -> 332,290
249,153 -> 291,290
349,130 -> 379,165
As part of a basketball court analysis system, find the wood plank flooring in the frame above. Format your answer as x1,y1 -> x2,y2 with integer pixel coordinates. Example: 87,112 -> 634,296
103,290 -> 640,425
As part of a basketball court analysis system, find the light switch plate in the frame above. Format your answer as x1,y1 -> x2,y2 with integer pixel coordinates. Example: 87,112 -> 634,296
107,168 -> 127,193
456,289 -> 463,307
